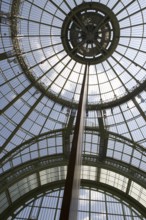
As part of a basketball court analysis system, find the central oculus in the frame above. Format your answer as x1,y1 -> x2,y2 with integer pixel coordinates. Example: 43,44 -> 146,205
61,2 -> 120,64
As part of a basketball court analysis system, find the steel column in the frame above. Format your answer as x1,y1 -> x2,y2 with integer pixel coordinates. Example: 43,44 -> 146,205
97,110 -> 108,161
60,64 -> 89,220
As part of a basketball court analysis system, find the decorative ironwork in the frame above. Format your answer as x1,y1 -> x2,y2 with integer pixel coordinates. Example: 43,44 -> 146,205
61,2 -> 120,64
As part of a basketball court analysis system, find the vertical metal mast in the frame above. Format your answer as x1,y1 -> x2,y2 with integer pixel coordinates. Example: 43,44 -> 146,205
60,64 -> 89,220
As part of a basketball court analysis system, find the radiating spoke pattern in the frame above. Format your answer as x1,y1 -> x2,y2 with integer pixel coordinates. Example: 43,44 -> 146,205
10,0 -> 146,105
61,2 -> 120,64
0,0 -> 146,219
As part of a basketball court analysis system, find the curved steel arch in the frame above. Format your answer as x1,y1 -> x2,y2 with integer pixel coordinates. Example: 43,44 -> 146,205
1,154 -> 146,190
0,0 -> 146,219
1,127 -> 145,166
0,154 -> 146,219
1,179 -> 146,219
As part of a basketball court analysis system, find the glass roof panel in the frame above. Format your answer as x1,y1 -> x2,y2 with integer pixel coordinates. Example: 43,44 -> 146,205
0,0 -> 146,218
100,169 -> 128,192
129,181 -> 146,208
0,192 -> 9,214
6,187 -> 146,220
9,173 -> 38,202
8,0 -> 144,106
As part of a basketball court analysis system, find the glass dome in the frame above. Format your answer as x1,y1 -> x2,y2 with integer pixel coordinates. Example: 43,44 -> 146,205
8,0 -> 146,106
0,0 -> 146,219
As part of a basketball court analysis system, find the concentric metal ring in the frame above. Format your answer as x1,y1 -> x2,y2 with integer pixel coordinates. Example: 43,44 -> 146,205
61,2 -> 120,64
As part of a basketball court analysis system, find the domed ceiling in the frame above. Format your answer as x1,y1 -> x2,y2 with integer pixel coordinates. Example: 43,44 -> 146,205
0,0 -> 146,219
